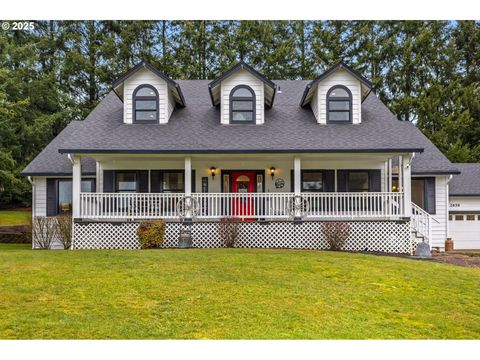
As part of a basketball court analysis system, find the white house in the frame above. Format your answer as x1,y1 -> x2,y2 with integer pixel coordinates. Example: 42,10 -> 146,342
22,61 -> 462,252
448,163 -> 480,249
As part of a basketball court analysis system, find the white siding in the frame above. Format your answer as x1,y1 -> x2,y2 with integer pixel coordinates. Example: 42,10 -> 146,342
123,68 -> 169,124
220,69 -> 264,125
429,175 -> 449,249
316,69 -> 362,124
33,177 -> 47,217
448,196 -> 480,212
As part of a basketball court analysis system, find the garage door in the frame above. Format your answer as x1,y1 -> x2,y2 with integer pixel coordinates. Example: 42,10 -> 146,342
448,214 -> 480,250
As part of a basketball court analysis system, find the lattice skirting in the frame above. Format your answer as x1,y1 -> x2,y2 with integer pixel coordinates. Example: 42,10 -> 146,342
73,220 -> 413,254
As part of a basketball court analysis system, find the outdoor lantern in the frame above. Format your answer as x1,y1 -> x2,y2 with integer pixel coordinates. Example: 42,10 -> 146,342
210,166 -> 216,179
269,166 -> 276,179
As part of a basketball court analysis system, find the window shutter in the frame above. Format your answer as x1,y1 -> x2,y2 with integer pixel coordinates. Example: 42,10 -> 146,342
46,178 -> 57,216
425,177 -> 436,214
103,170 -> 115,192
191,170 -> 196,193
138,171 -> 149,193
337,170 -> 348,192
150,170 -> 162,193
369,170 -> 381,192
324,171 -> 335,192
290,169 -> 294,192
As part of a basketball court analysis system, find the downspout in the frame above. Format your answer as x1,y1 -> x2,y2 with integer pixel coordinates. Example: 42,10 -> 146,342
67,153 -> 75,165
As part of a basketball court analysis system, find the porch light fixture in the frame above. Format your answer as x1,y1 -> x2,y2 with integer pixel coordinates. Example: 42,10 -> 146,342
269,166 -> 276,179
210,167 -> 216,179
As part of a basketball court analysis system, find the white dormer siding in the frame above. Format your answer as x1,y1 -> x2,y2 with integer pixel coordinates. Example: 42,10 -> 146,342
123,68 -> 169,124
220,69 -> 264,125
315,69 -> 362,125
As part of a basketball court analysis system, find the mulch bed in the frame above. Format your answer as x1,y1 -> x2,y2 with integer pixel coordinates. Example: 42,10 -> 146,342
431,251 -> 480,268
0,225 -> 30,244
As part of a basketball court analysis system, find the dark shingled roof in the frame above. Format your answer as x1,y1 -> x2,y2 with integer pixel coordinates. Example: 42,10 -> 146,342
449,163 -> 480,196
22,79 -> 458,176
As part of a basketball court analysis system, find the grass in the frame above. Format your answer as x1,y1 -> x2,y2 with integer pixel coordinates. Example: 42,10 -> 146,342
0,244 -> 479,339
0,210 -> 31,226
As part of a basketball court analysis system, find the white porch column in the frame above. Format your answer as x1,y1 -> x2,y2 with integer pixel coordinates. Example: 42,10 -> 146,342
388,158 -> 393,192
185,156 -> 192,196
293,156 -> 302,222
184,156 -> 192,221
402,154 -> 412,217
72,155 -> 82,218
294,156 -> 301,196
383,160 -> 388,192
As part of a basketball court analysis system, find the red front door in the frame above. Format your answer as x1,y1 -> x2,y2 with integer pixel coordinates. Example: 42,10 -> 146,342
231,171 -> 255,218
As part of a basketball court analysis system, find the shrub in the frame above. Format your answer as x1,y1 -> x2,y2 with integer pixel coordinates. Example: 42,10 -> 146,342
137,220 -> 166,249
321,221 -> 350,251
218,217 -> 241,248
31,216 -> 56,250
55,215 -> 73,250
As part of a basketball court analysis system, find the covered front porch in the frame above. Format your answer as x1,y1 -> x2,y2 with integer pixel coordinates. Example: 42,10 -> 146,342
70,153 -> 413,222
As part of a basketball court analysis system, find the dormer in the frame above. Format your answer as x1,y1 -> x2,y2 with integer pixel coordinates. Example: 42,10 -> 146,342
208,62 -> 277,125
300,62 -> 372,125
112,61 -> 185,124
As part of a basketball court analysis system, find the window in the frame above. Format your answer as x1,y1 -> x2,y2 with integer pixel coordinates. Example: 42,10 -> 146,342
230,85 -> 255,123
348,172 -> 369,192
302,172 -> 323,192
412,178 -> 425,209
116,172 -> 137,192
393,177 -> 436,214
455,215 -> 464,221
327,85 -> 352,123
57,179 -> 95,215
466,215 -> 475,221
133,85 -> 158,123
162,171 -> 184,193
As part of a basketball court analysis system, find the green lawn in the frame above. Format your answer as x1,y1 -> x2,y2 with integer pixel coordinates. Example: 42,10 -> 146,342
0,244 -> 479,339
0,210 -> 31,226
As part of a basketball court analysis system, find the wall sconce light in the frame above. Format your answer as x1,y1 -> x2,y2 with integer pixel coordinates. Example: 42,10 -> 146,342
269,166 -> 276,180
210,166 -> 216,179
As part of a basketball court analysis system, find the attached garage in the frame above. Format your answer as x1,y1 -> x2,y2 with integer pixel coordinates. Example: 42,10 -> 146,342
448,164 -> 480,250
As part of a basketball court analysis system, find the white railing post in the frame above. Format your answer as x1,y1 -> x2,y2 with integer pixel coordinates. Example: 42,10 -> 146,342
72,155 -> 81,219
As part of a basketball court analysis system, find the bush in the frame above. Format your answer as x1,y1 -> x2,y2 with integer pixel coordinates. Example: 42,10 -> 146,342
218,217 -> 241,248
55,215 -> 72,250
137,220 -> 166,249
321,221 -> 350,251
31,216 -> 56,250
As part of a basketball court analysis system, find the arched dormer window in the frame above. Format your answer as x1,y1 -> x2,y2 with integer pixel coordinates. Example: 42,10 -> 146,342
133,84 -> 158,123
230,85 -> 255,124
327,85 -> 352,123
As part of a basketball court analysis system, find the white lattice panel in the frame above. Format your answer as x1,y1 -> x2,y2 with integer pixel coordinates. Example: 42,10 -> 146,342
73,220 -> 412,253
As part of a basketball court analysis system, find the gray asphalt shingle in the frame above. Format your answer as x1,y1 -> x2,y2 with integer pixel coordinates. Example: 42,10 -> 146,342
22,79 -> 459,176
449,163 -> 480,196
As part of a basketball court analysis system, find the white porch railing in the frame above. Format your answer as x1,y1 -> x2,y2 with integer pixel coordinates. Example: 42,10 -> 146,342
79,192 -> 184,219
80,192 -> 404,220
411,202 -> 433,244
